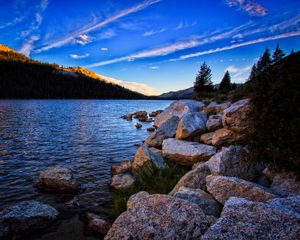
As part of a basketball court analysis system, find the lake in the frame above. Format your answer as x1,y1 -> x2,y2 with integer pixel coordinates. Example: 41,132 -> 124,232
0,99 -> 172,239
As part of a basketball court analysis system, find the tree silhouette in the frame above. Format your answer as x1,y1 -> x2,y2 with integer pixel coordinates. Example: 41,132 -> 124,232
272,44 -> 285,63
219,70 -> 231,92
257,48 -> 272,73
194,62 -> 213,97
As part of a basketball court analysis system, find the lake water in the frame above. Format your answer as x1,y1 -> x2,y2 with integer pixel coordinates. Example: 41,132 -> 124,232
0,100 -> 172,239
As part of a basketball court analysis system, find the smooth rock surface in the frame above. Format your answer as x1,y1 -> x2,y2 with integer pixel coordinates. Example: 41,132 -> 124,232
170,163 -> 211,194
173,187 -> 222,217
162,139 -> 216,166
202,196 -> 300,240
110,173 -> 135,190
36,167 -> 78,193
204,102 -> 231,115
86,213 -> 111,235
200,132 -> 214,145
222,98 -> 250,133
0,200 -> 59,239
145,116 -> 179,148
132,144 -> 166,172
154,100 -> 204,128
211,128 -> 235,146
104,191 -> 216,240
206,115 -> 222,132
205,146 -> 257,181
206,175 -> 277,204
176,112 -> 207,139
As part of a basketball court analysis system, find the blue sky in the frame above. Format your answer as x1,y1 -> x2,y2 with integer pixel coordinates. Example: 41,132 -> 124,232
0,0 -> 300,95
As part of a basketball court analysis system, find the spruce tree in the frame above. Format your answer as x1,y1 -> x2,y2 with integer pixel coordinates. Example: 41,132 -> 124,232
248,64 -> 257,81
256,48 -> 271,73
272,44 -> 285,63
290,49 -> 295,55
219,70 -> 231,92
194,62 -> 213,96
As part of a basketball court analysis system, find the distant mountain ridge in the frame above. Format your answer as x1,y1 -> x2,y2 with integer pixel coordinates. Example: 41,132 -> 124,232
159,87 -> 196,99
0,44 -> 146,99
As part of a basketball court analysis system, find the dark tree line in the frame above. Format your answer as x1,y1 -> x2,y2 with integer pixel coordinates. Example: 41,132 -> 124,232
0,50 -> 146,99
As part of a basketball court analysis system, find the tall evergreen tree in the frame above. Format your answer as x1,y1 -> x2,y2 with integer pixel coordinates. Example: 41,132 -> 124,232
219,70 -> 231,92
290,49 -> 295,55
256,48 -> 271,73
194,62 -> 213,96
272,44 -> 285,62
248,64 -> 257,81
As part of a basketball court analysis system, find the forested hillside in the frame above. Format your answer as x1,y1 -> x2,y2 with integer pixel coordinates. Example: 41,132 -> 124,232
0,44 -> 146,99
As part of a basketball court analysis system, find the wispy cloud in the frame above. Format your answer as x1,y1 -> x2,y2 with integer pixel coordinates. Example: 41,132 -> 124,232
74,34 -> 92,45
70,53 -> 90,59
19,0 -> 50,56
175,20 -> 197,30
149,66 -> 160,69
226,65 -> 251,82
96,29 -> 116,40
171,31 -> 300,61
35,0 -> 162,53
100,47 -> 108,51
225,0 -> 267,16
143,28 -> 166,37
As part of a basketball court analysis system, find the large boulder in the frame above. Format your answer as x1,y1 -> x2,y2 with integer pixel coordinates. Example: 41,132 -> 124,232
104,191 -> 216,240
110,173 -> 136,190
36,167 -> 79,193
222,99 -> 250,134
132,144 -> 166,172
145,116 -> 179,148
170,163 -> 211,194
176,112 -> 207,139
202,196 -> 300,240
154,100 -> 204,128
204,102 -> 231,115
0,200 -> 59,239
162,139 -> 216,166
206,175 -> 277,204
173,187 -> 222,217
200,132 -> 214,145
206,115 -> 222,132
205,145 -> 257,181
211,128 -> 236,146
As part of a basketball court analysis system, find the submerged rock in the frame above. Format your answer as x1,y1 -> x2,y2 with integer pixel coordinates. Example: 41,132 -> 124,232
145,116 -> 179,148
86,213 -> 111,235
121,114 -> 133,121
104,191 -> 216,240
202,196 -> 300,240
173,187 -> 222,217
154,100 -> 204,127
170,163 -> 211,194
132,144 -> 166,172
149,110 -> 163,117
206,175 -> 277,204
36,167 -> 79,193
205,145 -> 257,181
110,173 -> 136,190
0,200 -> 59,239
135,123 -> 142,129
162,138 -> 216,166
111,160 -> 132,175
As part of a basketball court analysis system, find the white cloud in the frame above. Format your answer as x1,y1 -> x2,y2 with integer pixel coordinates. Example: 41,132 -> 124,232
97,29 -> 116,40
35,0 -> 161,52
226,65 -> 251,82
226,66 -> 239,73
175,20 -> 197,30
149,66 -> 160,69
75,34 -> 92,45
143,28 -> 166,37
70,53 -> 90,59
225,0 -> 267,16
98,74 -> 160,96
100,47 -> 108,51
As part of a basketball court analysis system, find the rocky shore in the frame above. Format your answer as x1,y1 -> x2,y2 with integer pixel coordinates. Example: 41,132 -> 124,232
1,99 -> 299,240
108,99 -> 300,239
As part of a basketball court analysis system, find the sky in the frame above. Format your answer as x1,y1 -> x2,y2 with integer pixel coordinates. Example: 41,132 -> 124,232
0,0 -> 300,95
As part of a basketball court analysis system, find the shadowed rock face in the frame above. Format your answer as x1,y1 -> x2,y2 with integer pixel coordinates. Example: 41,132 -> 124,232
154,100 -> 204,128
0,200 -> 59,239
162,138 -> 216,166
211,128 -> 235,146
36,167 -> 79,193
86,213 -> 111,235
206,114 -> 223,132
145,116 -> 179,148
104,191 -> 216,240
205,145 -> 257,181
176,112 -> 207,140
202,196 -> 300,240
206,175 -> 277,204
110,173 -> 136,190
173,187 -> 222,217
